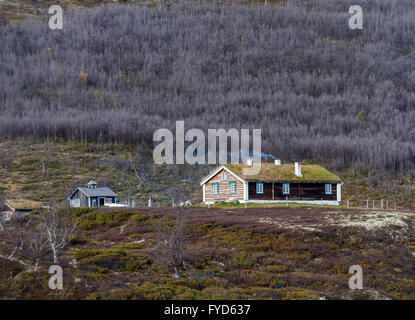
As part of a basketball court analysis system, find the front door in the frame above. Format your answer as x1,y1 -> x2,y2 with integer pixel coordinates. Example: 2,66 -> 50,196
98,197 -> 105,206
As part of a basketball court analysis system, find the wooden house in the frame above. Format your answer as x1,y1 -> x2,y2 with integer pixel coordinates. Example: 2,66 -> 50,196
200,161 -> 342,205
0,205 -> 13,220
1,200 -> 44,220
68,180 -> 118,208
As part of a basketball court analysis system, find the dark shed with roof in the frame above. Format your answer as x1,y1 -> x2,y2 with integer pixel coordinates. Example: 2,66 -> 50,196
68,180 -> 118,207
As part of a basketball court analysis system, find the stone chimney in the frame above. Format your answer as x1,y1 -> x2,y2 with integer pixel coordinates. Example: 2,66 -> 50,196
294,162 -> 302,177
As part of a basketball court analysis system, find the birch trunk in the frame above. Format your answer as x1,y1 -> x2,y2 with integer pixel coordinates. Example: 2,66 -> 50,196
34,259 -> 39,272
173,266 -> 180,279
52,245 -> 59,264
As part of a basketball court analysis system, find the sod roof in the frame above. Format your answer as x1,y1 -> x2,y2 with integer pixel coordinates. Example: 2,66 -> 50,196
6,199 -> 44,211
204,163 -> 342,183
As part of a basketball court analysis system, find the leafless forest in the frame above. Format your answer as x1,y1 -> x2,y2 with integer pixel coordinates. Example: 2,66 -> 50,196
1,1 -> 415,172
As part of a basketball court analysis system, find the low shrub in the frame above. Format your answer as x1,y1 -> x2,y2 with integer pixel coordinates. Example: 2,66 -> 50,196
78,210 -> 135,230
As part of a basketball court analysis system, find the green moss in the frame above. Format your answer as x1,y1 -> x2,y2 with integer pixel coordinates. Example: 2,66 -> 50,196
224,163 -> 342,183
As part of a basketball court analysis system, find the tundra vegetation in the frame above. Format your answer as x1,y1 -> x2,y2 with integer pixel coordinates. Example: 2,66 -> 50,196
1,206 -> 415,300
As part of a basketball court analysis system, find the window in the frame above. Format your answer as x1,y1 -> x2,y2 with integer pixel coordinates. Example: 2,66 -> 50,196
256,182 -> 264,194
325,184 -> 332,195
229,181 -> 237,194
212,182 -> 219,195
221,172 -> 228,181
283,183 -> 290,195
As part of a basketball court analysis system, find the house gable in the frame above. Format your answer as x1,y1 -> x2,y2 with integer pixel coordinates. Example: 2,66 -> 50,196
200,165 -> 246,185
203,168 -> 245,203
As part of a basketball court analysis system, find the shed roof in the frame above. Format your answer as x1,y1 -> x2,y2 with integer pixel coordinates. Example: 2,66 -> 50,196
201,163 -> 341,184
6,200 -> 44,211
77,187 -> 118,197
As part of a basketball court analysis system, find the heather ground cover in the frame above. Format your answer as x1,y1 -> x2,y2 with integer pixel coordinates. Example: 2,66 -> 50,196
1,206 -> 414,299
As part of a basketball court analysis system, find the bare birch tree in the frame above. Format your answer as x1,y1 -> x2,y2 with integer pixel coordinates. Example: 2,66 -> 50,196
0,208 -> 50,270
40,142 -> 53,176
0,216 -> 30,268
41,205 -> 77,265
4,219 -> 26,262
25,217 -> 49,271
0,149 -> 13,170
0,191 -> 7,231
156,207 -> 192,279
131,150 -> 150,191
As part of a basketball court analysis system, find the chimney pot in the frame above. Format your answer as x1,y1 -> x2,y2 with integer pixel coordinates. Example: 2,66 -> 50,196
294,162 -> 302,177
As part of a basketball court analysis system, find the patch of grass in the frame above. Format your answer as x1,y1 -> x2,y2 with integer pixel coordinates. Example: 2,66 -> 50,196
74,248 -> 126,261
113,242 -> 146,250
78,210 -> 135,230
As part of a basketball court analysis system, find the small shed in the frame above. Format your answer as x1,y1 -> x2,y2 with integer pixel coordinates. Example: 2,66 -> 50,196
1,204 -> 14,221
1,200 -> 44,220
68,180 -> 118,208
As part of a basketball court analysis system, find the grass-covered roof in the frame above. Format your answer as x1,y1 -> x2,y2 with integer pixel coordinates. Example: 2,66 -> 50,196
6,199 -> 44,210
223,163 -> 341,183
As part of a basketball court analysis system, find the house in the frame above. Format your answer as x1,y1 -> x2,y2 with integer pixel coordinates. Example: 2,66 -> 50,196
1,200 -> 44,220
200,161 -> 342,205
1,204 -> 17,221
68,180 -> 118,208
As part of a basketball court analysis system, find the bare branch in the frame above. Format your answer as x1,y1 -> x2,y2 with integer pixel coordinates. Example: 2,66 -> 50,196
155,208 -> 193,279
41,204 -> 77,265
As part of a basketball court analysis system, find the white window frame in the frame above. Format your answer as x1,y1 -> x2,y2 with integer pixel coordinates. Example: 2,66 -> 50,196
256,182 -> 264,194
325,184 -> 332,195
283,183 -> 290,195
221,172 -> 228,181
229,181 -> 237,194
212,182 -> 219,195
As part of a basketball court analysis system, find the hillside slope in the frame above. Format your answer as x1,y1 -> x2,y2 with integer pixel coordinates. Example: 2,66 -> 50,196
1,1 -> 415,174
0,139 -> 209,205
1,206 -> 415,299
0,0 -> 97,22
1,139 -> 415,208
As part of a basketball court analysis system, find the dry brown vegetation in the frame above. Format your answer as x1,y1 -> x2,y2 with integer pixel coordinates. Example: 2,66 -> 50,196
1,206 -> 414,300
1,138 -> 415,209
0,0 -> 99,22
